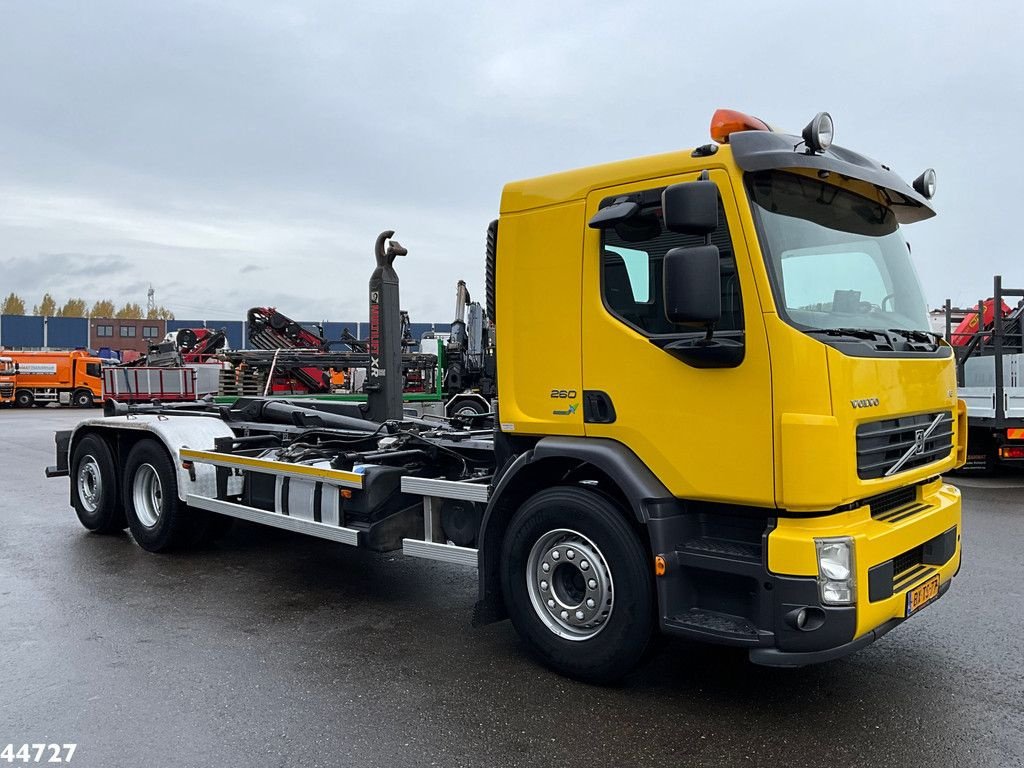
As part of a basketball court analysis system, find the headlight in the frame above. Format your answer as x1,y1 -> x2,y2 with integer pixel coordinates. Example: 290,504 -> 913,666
815,537 -> 856,605
802,111 -> 834,153
913,168 -> 937,199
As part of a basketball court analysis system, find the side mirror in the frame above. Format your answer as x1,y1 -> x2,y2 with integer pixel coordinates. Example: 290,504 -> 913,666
662,181 -> 718,235
664,245 -> 721,324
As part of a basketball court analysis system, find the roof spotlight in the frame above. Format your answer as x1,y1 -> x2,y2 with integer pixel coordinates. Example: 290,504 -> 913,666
913,168 -> 937,199
802,111 -> 834,153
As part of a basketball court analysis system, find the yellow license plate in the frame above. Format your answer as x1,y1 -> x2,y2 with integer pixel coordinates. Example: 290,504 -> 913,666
906,574 -> 940,616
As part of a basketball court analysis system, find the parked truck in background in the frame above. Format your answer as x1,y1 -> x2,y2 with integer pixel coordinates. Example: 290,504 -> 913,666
47,110 -> 964,681
945,276 -> 1024,470
0,357 -> 16,405
8,349 -> 104,408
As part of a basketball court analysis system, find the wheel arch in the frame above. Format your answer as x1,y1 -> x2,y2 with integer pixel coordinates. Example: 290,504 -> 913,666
474,436 -> 672,626
67,416 -> 235,505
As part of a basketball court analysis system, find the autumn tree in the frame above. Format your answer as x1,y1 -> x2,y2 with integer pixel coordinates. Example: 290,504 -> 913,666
90,299 -> 116,318
147,305 -> 176,321
33,293 -> 58,316
115,302 -> 144,319
1,293 -> 26,315
57,298 -> 88,317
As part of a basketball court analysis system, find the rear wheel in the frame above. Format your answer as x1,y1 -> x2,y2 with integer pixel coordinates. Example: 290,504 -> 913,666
122,440 -> 196,552
72,389 -> 94,408
501,486 -> 654,682
71,434 -> 126,533
14,389 -> 33,408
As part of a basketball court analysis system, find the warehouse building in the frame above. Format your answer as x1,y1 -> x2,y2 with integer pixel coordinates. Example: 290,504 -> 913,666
0,315 -> 444,357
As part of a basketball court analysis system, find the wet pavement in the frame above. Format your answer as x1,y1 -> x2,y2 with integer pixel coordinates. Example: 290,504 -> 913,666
1,408 -> 1022,767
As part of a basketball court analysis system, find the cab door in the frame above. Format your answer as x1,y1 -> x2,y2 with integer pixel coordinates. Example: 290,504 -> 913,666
581,169 -> 774,506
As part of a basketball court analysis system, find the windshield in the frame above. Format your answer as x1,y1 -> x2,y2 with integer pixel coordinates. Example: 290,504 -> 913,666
747,170 -> 930,334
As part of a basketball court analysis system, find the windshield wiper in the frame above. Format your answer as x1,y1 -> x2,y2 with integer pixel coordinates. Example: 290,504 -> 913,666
887,328 -> 941,344
805,327 -> 890,341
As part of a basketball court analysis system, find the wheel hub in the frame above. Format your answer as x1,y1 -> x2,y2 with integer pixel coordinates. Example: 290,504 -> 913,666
132,463 -> 163,529
526,528 -> 613,641
77,457 -> 102,513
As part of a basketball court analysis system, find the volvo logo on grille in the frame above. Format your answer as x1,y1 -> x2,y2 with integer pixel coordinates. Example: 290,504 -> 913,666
851,397 -> 880,409
914,429 -> 926,454
885,414 -> 945,476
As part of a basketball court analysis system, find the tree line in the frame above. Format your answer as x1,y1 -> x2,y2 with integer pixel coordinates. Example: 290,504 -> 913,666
0,293 -> 175,320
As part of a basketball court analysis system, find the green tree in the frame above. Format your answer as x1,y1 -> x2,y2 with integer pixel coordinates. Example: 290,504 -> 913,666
115,302 -> 144,319
1,292 -> 26,315
90,299 -> 116,318
33,293 -> 57,316
57,298 -> 88,317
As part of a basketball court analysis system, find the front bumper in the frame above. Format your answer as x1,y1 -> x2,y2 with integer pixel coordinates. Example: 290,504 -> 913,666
646,478 -> 961,665
750,579 -> 951,667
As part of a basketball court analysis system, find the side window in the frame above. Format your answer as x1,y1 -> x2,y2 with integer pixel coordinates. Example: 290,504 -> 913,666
601,193 -> 743,336
604,246 -> 650,303
85,363 -> 102,378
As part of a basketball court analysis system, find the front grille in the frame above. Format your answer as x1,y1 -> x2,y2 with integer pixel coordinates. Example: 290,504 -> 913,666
0,383 -> 13,397
893,545 -> 923,576
864,486 -> 916,517
868,527 -> 957,602
856,411 -> 954,479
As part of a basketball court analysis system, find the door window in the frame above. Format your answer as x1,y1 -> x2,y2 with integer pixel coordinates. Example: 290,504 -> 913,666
601,195 -> 743,336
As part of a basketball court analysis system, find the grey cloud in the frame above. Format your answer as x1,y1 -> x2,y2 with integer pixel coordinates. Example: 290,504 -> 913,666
0,0 -> 1022,318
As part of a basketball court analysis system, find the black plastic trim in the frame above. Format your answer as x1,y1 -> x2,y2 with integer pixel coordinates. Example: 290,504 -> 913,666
923,525 -> 957,566
582,390 -> 617,423
750,618 -> 900,667
729,130 -> 935,224
280,477 -> 290,516
749,579 -> 951,667
868,560 -> 895,602
814,338 -> 951,360
650,331 -> 745,368
312,481 -> 323,523
48,430 -> 72,478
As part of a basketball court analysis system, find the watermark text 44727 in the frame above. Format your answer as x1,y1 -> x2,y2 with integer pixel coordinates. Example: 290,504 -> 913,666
1,745 -> 76,763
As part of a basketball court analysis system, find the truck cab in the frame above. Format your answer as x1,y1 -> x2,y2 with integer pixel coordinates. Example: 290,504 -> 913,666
0,357 -> 16,405
10,349 -> 104,407
486,110 -> 963,668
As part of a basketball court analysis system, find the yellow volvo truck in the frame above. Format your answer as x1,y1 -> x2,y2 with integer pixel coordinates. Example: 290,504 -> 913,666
47,110 -> 964,681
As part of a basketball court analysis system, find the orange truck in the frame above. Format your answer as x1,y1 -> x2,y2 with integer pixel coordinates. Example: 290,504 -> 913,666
0,356 -> 15,405
6,350 -> 104,408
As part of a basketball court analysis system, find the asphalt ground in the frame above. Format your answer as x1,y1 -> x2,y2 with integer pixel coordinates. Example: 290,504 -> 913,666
1,408 -> 1022,768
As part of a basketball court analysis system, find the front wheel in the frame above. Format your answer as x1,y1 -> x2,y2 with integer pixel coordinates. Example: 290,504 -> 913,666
14,389 -> 33,408
72,389 -> 94,408
500,486 -> 654,682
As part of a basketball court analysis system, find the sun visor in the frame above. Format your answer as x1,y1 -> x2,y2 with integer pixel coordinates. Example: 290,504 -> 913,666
729,130 -> 935,224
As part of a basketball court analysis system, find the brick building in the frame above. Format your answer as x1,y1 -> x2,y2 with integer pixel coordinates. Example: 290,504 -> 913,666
89,318 -> 167,354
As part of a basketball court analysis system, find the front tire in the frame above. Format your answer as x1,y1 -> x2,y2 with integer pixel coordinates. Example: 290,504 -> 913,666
72,389 -> 94,408
500,486 -> 654,682
122,440 -> 195,552
14,389 -> 33,408
71,434 -> 126,533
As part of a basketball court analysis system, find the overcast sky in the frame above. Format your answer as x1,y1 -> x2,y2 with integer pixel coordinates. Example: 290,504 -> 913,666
1,1 -> 1021,323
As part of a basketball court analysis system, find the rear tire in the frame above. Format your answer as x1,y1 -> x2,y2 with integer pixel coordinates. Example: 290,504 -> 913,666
14,389 -> 33,408
122,440 -> 196,552
72,389 -> 94,408
500,486 -> 654,682
71,434 -> 126,533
